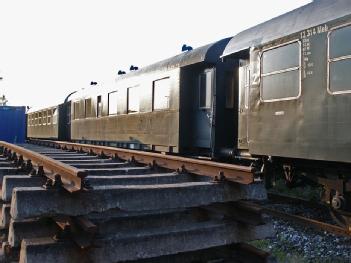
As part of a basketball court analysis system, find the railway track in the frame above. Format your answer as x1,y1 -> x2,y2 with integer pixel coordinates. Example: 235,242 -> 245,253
0,140 -> 274,262
257,193 -> 351,237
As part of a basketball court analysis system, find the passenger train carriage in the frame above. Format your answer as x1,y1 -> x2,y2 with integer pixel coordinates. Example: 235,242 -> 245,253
27,0 -> 351,226
67,37 -> 235,157
220,0 -> 351,217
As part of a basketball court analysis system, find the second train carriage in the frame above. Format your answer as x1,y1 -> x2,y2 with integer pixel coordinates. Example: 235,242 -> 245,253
68,38 -> 237,157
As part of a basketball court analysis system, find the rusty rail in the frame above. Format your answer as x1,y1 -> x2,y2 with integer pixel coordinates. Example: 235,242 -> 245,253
0,141 -> 87,192
247,193 -> 351,237
29,139 -> 255,184
263,206 -> 351,237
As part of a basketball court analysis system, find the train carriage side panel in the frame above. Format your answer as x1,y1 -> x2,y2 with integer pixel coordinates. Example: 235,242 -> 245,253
70,69 -> 180,152
223,0 -> 351,164
27,106 -> 59,140
247,15 -> 351,164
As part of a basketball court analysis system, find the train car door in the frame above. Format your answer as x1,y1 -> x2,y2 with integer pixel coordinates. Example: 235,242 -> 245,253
58,102 -> 71,141
192,68 -> 215,151
237,60 -> 250,150
65,102 -> 71,140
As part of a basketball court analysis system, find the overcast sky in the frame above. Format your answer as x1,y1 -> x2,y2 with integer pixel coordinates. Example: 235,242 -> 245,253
0,0 -> 311,109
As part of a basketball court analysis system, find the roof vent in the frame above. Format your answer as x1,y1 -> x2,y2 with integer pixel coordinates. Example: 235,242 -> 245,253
130,65 -> 139,71
118,70 -> 126,75
182,44 -> 193,52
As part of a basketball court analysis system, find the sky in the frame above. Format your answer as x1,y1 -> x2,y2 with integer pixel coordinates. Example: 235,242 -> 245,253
0,0 -> 312,109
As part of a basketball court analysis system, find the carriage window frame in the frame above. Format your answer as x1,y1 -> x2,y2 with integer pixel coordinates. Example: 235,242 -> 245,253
153,77 -> 171,111
199,69 -> 214,109
84,98 -> 93,118
97,95 -> 103,117
327,23 -> 351,95
47,110 -> 52,125
127,86 -> 140,114
38,112 -> 43,125
260,40 -> 302,102
28,115 -> 32,126
43,111 -> 48,125
108,91 -> 118,115
27,115 -> 31,126
34,113 -> 38,126
52,108 -> 58,125
73,101 -> 80,120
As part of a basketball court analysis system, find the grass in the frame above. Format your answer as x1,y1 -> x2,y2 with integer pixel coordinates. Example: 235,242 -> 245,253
269,178 -> 323,202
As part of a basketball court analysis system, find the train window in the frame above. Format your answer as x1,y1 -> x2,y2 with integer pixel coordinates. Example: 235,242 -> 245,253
47,110 -> 52,125
43,111 -> 48,125
328,25 -> 351,94
127,86 -> 139,113
52,108 -> 57,125
199,70 -> 213,109
244,66 -> 250,109
108,91 -> 118,115
85,98 -> 93,118
38,112 -> 42,125
34,113 -> 38,126
261,41 -> 301,101
153,78 -> 170,111
329,25 -> 351,59
97,96 -> 102,117
74,101 -> 80,120
237,63 -> 250,109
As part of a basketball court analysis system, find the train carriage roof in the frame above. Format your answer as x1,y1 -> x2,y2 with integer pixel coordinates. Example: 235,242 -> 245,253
118,37 -> 231,79
222,0 -> 351,57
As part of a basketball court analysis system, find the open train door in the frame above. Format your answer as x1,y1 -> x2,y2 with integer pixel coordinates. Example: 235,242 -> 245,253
192,68 -> 215,152
59,91 -> 77,141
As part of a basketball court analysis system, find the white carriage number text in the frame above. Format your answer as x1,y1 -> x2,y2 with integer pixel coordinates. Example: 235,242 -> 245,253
300,25 -> 328,78
300,24 -> 328,39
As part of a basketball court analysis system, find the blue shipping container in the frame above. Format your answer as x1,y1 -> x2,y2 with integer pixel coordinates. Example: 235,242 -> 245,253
0,106 -> 26,143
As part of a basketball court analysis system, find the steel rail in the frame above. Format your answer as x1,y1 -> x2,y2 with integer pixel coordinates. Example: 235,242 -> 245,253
255,192 -> 351,236
0,141 -> 87,192
263,206 -> 351,237
29,139 -> 255,184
